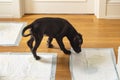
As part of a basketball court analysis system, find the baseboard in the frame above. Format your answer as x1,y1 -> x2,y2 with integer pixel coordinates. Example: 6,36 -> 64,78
107,0 -> 120,4
105,16 -> 120,19
106,1 -> 120,19
0,15 -> 13,18
0,0 -> 23,18
34,0 -> 86,1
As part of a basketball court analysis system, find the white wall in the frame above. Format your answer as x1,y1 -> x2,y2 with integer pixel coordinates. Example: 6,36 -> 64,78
0,0 -> 120,18
0,0 -> 12,2
25,0 -> 94,14
0,0 -> 24,18
94,0 -> 106,18
0,0 -> 13,18
34,0 -> 86,1
106,0 -> 120,18
95,0 -> 120,19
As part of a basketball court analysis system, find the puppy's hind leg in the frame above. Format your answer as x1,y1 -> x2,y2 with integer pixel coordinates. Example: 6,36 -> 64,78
47,37 -> 54,48
27,36 -> 34,50
32,34 -> 43,60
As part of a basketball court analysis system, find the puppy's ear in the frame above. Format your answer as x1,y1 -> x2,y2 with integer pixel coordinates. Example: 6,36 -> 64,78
78,33 -> 83,44
78,33 -> 82,37
79,38 -> 83,44
73,35 -> 80,43
74,33 -> 83,44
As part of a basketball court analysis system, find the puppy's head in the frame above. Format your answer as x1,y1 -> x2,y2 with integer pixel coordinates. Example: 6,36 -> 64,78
72,33 -> 83,53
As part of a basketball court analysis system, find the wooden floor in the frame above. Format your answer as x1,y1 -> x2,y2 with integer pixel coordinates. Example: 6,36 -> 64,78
0,14 -> 120,80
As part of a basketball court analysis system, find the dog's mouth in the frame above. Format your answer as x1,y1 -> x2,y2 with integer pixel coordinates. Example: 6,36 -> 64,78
76,49 -> 81,53
73,47 -> 81,53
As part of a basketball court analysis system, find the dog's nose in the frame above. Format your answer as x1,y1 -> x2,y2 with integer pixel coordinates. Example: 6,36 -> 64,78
76,49 -> 81,53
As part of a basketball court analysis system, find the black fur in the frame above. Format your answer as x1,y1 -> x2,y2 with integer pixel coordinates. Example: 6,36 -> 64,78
22,17 -> 83,60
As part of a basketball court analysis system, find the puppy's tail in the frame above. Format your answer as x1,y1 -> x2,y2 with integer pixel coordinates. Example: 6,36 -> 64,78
22,24 -> 32,37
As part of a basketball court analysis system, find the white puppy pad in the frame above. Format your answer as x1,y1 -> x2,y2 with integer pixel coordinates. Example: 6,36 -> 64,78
117,47 -> 120,79
70,48 -> 119,80
0,52 -> 57,80
0,22 -> 26,46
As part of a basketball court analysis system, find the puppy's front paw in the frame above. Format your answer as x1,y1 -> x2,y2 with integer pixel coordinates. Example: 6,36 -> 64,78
64,50 -> 71,55
35,56 -> 41,60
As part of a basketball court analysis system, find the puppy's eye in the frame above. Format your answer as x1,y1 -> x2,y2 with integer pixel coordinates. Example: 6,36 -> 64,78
79,39 -> 83,44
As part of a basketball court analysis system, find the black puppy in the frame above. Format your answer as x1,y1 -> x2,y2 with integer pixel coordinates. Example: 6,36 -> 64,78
22,17 -> 83,60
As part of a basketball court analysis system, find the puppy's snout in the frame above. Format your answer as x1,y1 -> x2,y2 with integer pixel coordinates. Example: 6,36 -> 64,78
76,48 -> 81,53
